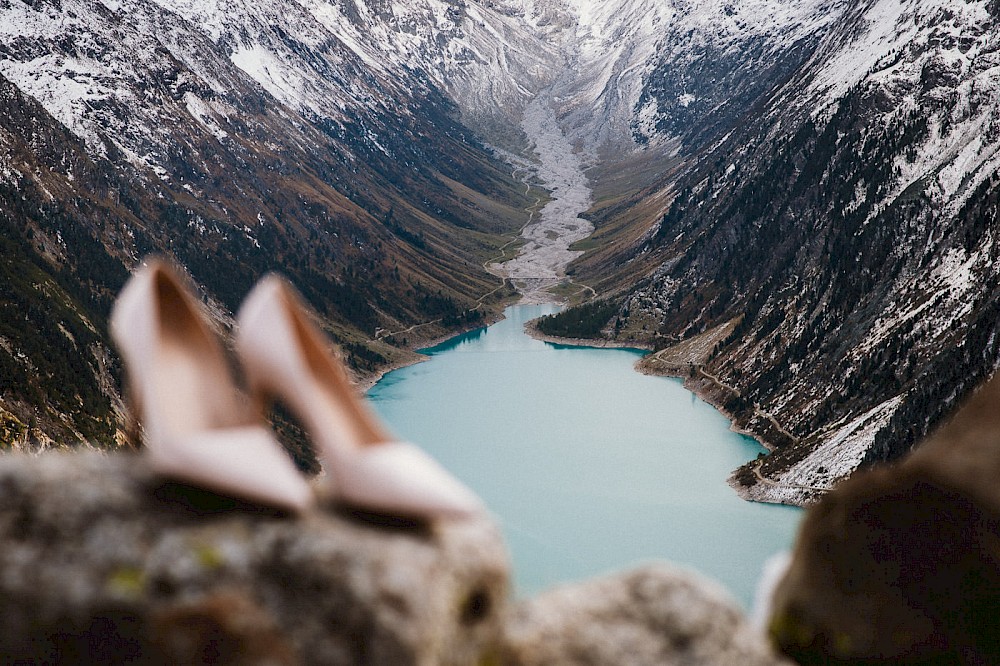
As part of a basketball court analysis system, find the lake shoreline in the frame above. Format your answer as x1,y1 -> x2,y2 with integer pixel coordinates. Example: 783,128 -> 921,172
359,302 -> 801,508
367,302 -> 803,606
357,309 -> 510,393
521,316 -> 797,506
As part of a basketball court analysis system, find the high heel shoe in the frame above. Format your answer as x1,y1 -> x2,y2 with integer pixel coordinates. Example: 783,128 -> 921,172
110,258 -> 313,513
235,275 -> 484,519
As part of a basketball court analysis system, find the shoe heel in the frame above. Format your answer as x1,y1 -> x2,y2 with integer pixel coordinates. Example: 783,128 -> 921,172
248,384 -> 276,420
236,275 -> 485,520
111,258 -> 315,513
123,385 -> 144,451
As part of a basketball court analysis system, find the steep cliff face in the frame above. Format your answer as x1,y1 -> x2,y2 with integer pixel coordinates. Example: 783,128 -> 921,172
0,0 -> 542,449
570,0 -> 1000,503
0,73 -> 128,448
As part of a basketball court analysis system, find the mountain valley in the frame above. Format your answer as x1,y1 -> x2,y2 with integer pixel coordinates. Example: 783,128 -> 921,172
1,0 -> 998,505
559,0 -> 1000,503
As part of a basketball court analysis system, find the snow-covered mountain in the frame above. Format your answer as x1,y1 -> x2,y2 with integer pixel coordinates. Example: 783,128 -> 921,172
567,0 -> 1000,504
0,0 -> 851,450
3,0 -> 998,504
0,0 -> 549,178
476,0 -> 845,155
631,0 -> 846,148
0,0 -> 553,449
0,0 -> 857,208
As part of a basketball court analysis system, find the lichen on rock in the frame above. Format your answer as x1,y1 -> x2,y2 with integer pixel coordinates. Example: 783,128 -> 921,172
0,451 -> 509,664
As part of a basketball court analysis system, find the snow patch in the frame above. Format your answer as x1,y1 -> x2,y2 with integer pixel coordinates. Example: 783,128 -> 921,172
230,43 -> 308,113
753,395 -> 905,505
183,92 -> 229,141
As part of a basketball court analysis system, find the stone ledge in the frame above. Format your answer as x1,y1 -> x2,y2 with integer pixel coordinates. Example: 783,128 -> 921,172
0,451 -> 791,665
0,451 -> 508,664
500,564 -> 791,666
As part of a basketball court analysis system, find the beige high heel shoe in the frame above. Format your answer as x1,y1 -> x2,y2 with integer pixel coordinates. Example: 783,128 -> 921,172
110,258 -> 313,513
235,275 -> 484,519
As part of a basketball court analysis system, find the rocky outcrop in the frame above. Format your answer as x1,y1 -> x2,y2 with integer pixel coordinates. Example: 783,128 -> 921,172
769,371 -> 1000,663
0,451 -> 508,664
0,450 -> 793,665
500,564 -> 791,666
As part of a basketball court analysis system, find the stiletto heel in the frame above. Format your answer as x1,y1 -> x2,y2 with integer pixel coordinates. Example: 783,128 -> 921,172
246,380 -> 272,421
122,385 -> 143,450
235,275 -> 484,519
110,258 -> 314,514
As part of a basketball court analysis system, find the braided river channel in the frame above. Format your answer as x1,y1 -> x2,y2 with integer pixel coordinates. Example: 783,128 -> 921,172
368,304 -> 803,607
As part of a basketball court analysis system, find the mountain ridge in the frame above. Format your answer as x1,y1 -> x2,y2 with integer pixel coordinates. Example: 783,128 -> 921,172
0,0 -> 544,450
2,0 -> 998,506
556,0 -> 1000,504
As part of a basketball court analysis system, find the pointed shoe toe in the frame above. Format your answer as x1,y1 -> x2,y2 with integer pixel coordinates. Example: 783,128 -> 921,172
150,426 -> 314,514
334,442 -> 485,519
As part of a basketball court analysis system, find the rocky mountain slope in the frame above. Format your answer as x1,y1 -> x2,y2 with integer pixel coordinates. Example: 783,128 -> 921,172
0,0 -> 835,452
4,0 -> 998,505
0,0 -> 553,450
562,0 -> 1000,504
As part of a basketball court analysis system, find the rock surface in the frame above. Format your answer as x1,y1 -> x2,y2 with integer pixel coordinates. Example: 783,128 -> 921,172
770,371 -> 1000,663
0,451 -> 795,665
0,451 -> 509,664
499,564 -> 791,666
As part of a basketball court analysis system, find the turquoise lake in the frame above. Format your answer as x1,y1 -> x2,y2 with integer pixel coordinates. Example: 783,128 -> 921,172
368,304 -> 802,607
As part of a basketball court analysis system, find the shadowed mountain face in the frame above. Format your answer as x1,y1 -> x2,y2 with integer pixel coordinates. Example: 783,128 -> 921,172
0,0 -> 547,449
564,0 -> 1000,503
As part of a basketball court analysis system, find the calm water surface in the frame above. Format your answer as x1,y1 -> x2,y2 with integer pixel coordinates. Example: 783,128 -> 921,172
368,304 -> 802,606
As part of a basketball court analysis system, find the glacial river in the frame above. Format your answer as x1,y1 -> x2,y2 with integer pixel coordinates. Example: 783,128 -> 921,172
490,89 -> 595,302
369,304 -> 802,607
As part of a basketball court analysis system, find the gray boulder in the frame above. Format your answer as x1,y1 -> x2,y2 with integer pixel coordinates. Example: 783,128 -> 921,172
0,451 -> 791,665
500,564 -> 791,665
0,451 -> 509,664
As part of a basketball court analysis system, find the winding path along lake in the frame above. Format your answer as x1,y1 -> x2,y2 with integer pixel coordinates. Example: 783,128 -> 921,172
369,304 -> 802,607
